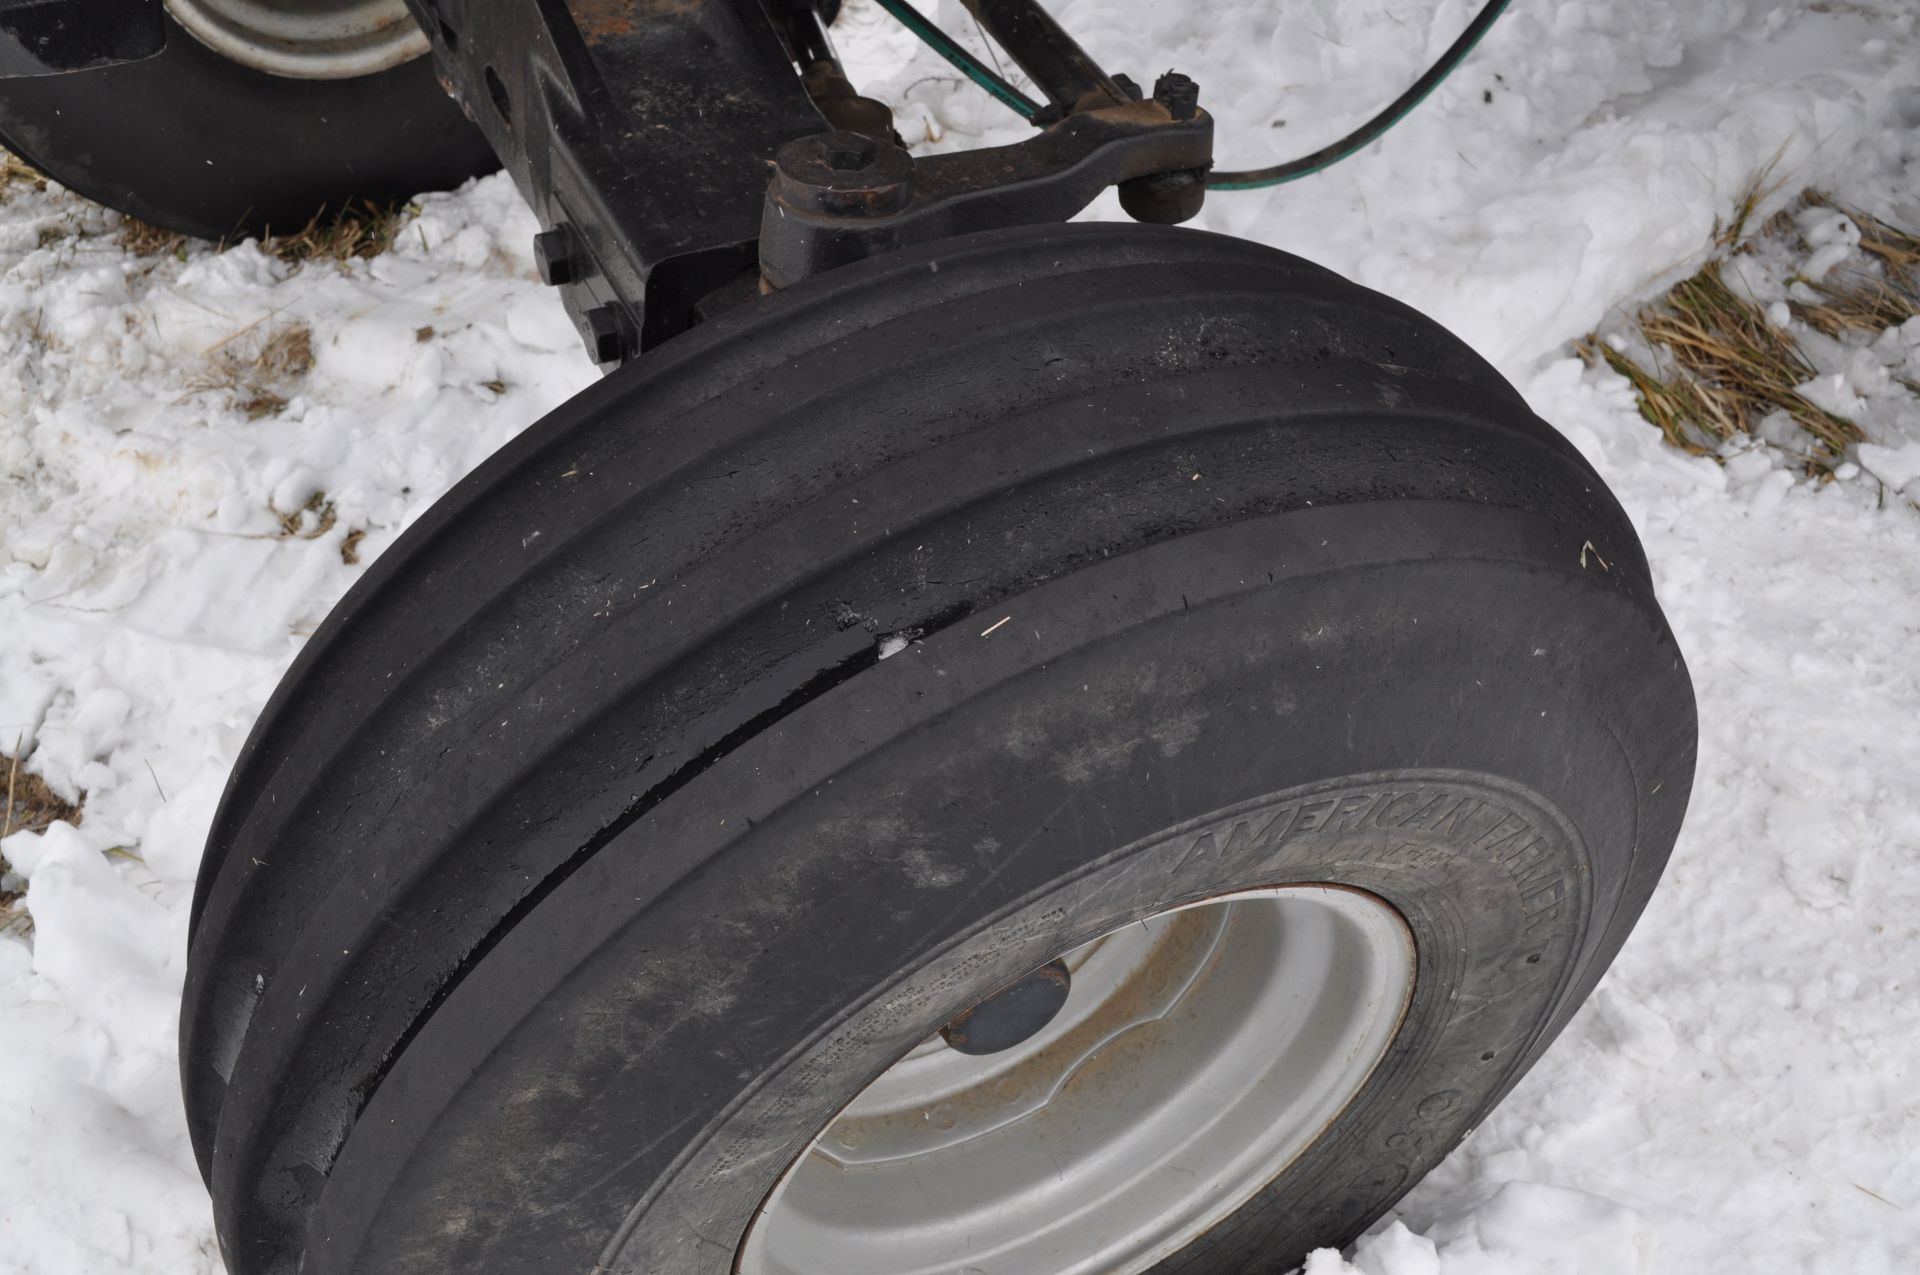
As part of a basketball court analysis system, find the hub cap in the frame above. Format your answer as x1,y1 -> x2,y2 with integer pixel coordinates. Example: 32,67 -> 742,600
736,885 -> 1416,1275
166,0 -> 428,80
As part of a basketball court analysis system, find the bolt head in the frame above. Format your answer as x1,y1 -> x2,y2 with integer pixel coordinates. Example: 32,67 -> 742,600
771,131 -> 915,218
821,134 -> 877,172
585,306 -> 626,365
1153,70 -> 1199,121
533,228 -> 578,286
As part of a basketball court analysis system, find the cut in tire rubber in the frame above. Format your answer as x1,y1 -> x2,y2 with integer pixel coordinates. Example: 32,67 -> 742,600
181,221 -> 1697,1274
0,12 -> 497,241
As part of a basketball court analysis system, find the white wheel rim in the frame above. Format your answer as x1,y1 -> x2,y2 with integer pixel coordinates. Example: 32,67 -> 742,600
165,0 -> 428,80
736,885 -> 1416,1275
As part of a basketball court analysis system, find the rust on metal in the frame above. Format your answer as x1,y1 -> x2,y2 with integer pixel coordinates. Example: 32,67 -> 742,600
939,958 -> 1074,1056
570,0 -> 703,45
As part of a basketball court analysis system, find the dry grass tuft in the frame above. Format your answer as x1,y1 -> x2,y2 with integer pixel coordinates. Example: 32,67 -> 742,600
0,151 -> 47,198
2,753 -> 85,940
272,489 -> 339,540
1580,259 -> 1864,467
234,390 -> 290,420
1807,192 -> 1920,273
1580,177 -> 1920,472
2,753 -> 80,841
1794,273 -> 1919,338
1716,153 -> 1791,251
1577,337 -> 1719,457
118,216 -> 188,260
197,319 -> 315,419
1788,192 -> 1920,337
255,199 -> 417,266
253,324 -> 316,379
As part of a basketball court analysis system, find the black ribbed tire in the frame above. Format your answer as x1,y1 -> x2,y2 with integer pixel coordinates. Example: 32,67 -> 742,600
181,222 -> 1696,1275
0,14 -> 496,241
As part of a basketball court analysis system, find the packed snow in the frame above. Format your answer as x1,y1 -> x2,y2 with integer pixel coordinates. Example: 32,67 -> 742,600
3,2 -> 1917,1272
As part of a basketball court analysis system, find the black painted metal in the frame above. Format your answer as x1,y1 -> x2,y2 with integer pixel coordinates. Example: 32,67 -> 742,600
760,102 -> 1211,288
407,0 -> 831,360
407,0 -> 1211,361
0,0 -> 163,77
960,0 -> 1124,119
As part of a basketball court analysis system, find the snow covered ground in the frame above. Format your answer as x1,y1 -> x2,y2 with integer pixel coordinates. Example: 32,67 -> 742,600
3,2 -> 1918,1272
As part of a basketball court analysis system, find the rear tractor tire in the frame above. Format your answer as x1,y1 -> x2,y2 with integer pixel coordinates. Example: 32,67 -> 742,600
0,4 -> 496,241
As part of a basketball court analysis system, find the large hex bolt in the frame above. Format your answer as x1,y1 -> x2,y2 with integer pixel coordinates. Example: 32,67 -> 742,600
769,129 -> 915,220
1118,70 -> 1207,225
533,226 -> 581,286
1153,70 -> 1199,121
583,305 -> 628,366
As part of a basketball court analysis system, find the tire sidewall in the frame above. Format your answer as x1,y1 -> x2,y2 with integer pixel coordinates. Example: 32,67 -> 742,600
316,504 -> 1679,1273
0,13 -> 497,240
639,772 -> 1589,1275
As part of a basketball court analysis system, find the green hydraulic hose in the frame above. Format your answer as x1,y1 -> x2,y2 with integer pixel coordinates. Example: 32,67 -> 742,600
1209,0 -> 1513,189
874,0 -> 1042,121
872,0 -> 1513,190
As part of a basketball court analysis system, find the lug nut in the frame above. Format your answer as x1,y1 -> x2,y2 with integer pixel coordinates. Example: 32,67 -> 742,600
1153,70 -> 1199,121
533,227 -> 580,286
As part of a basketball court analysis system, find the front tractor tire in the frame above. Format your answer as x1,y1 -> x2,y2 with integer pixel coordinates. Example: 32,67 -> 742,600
181,222 -> 1695,1274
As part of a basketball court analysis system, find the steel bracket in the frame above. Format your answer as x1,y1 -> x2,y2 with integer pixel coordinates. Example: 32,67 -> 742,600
760,96 -> 1211,290
408,0 -> 1210,362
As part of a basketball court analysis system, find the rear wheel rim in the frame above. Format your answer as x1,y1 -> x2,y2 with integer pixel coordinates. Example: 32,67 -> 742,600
736,885 -> 1417,1275
165,0 -> 427,79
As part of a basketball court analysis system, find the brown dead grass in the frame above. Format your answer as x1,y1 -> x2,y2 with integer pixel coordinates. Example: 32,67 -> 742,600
246,323 -> 315,379
0,151 -> 47,198
1579,259 -> 1864,466
1821,195 -> 1920,273
1715,149 -> 1790,251
1,753 -> 85,940
1579,178 -> 1920,472
1790,192 -> 1920,337
272,489 -> 338,540
196,320 -> 315,419
1794,273 -> 1919,338
8,154 -> 416,271
2,753 -> 80,840
118,216 -> 189,260
255,200 -> 417,266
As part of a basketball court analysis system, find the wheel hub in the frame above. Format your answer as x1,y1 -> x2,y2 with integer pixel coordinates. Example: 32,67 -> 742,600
165,0 -> 428,80
939,959 -> 1073,1056
736,885 -> 1417,1275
